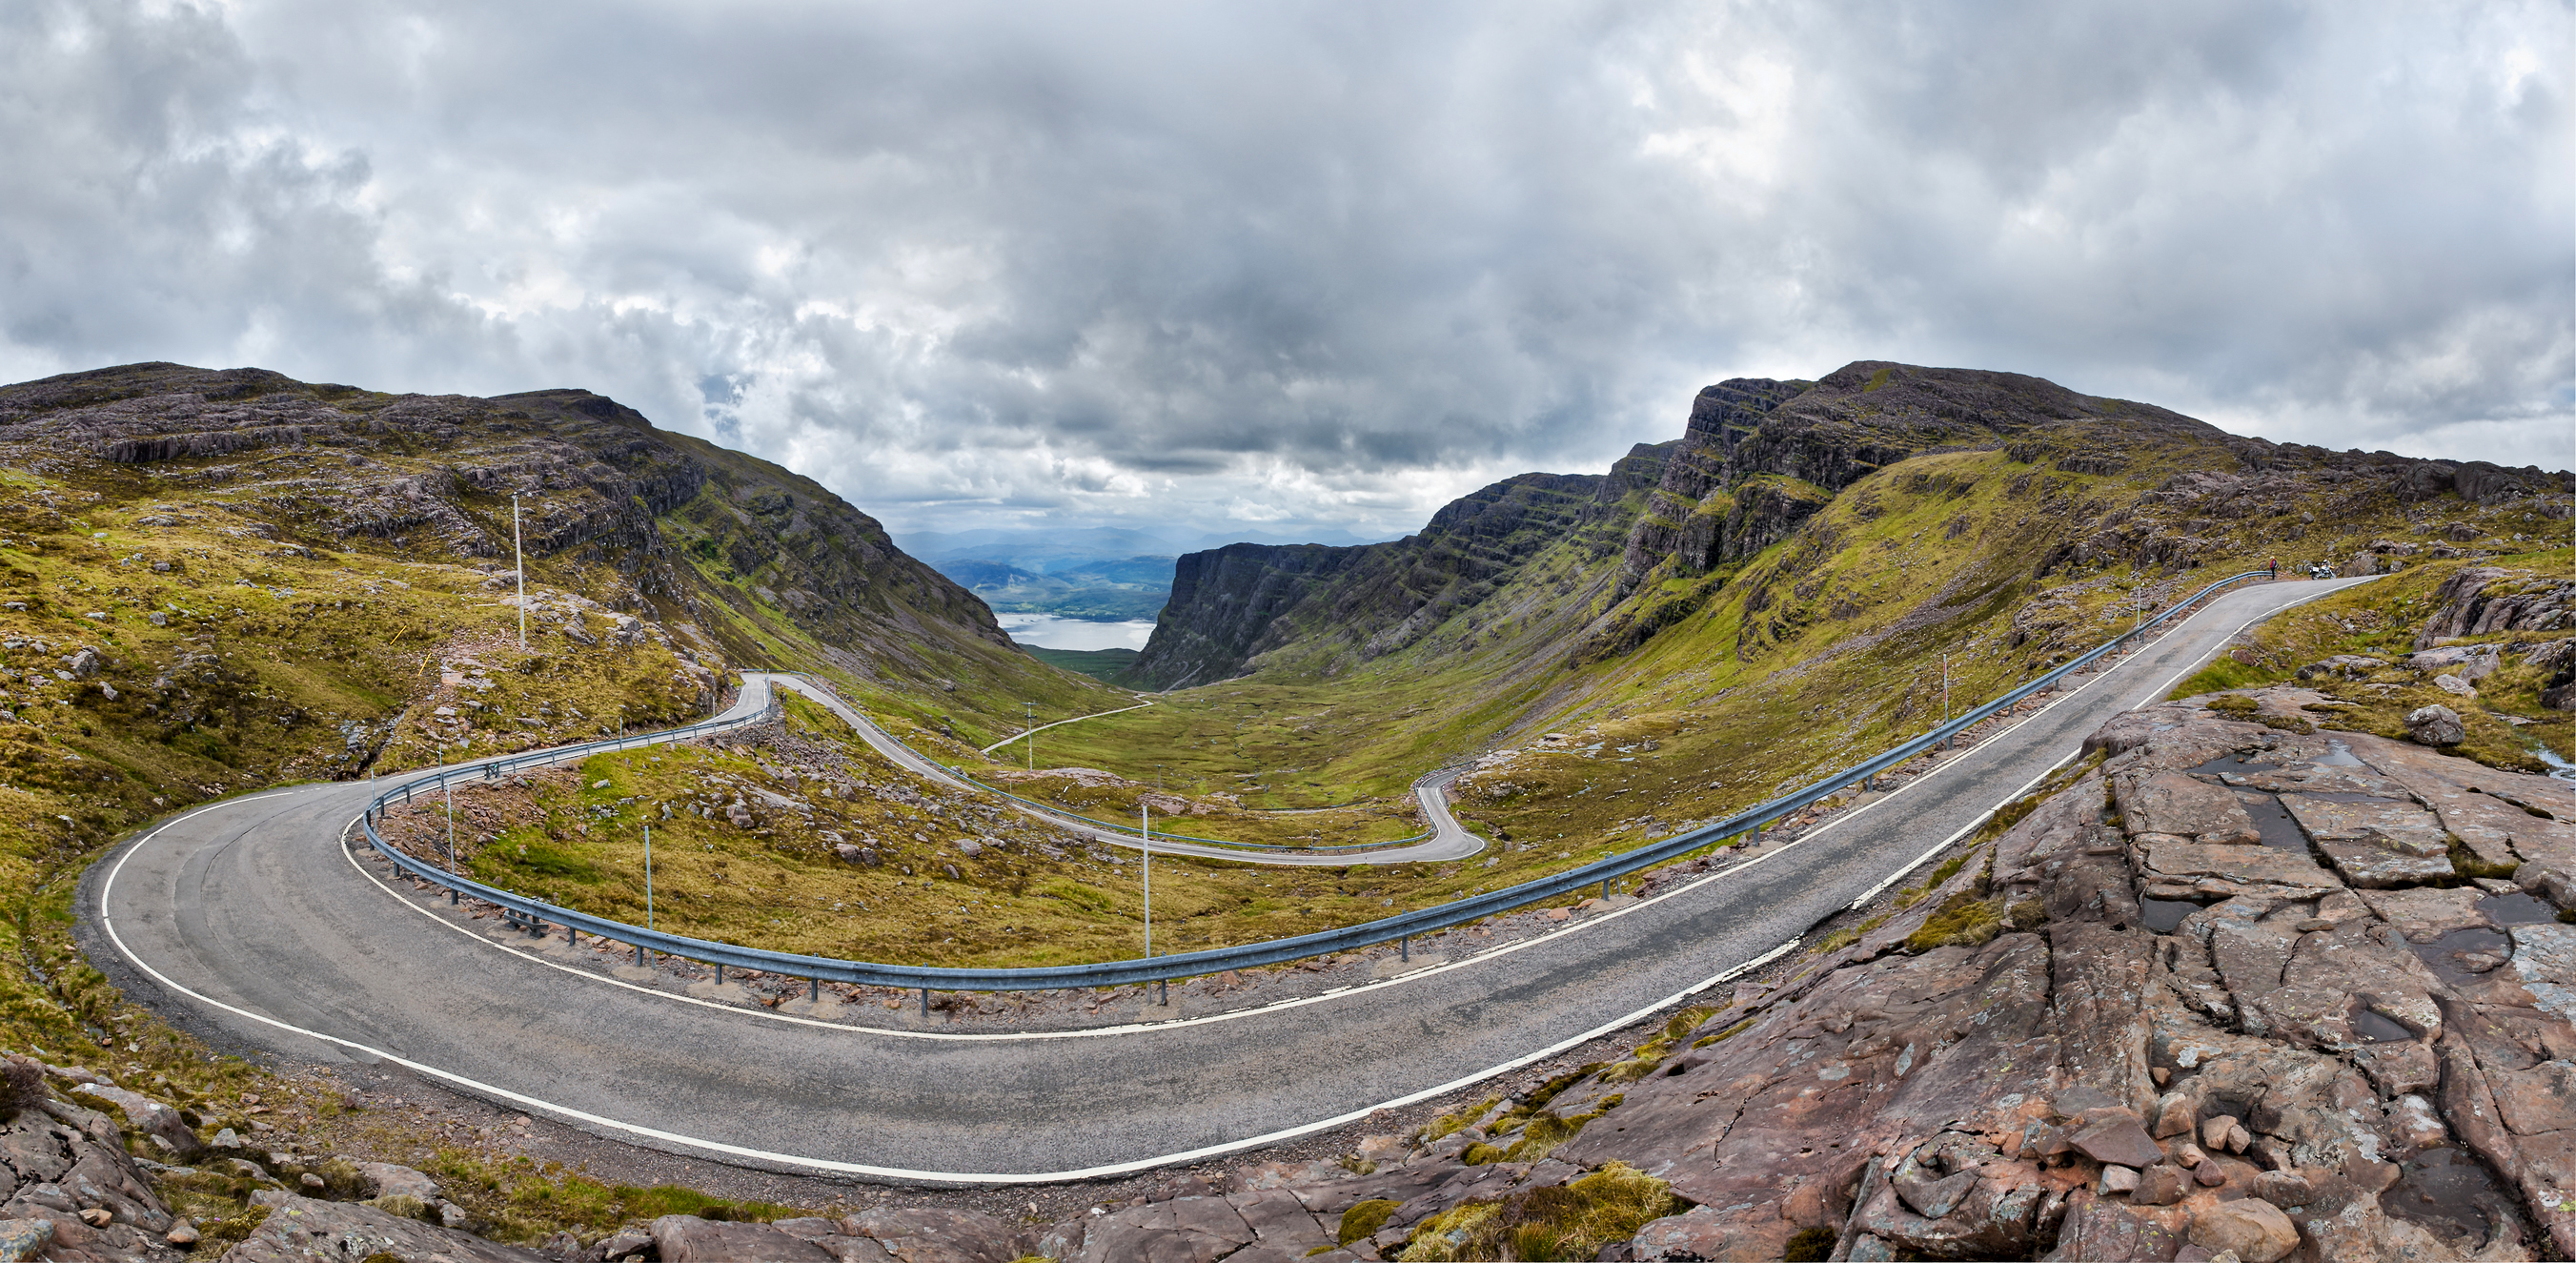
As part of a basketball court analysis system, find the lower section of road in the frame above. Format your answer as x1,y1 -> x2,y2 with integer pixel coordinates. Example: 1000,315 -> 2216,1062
81,578 -> 2371,1183
761,673 -> 1489,866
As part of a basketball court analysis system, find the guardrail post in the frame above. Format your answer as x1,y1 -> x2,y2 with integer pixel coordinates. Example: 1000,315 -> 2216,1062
715,964 -> 724,986
921,988 -> 930,1018
809,977 -> 820,1003
1158,978 -> 1167,1006
1400,936 -> 1409,962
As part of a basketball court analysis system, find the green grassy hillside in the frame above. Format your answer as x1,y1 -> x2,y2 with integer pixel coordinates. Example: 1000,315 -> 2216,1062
0,362 -> 1118,1136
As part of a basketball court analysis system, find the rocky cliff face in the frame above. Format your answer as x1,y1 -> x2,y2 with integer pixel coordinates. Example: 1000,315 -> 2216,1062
1126,446 -> 1672,689
1612,362 -> 2221,597
699,692 -> 2576,1262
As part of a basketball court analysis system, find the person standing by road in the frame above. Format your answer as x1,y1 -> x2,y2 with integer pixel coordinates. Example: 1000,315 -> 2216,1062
2268,557 -> 2278,580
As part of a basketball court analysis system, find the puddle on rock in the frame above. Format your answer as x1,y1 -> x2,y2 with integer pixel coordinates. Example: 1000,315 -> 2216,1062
2412,926 -> 2515,988
2234,791 -> 2316,851
2386,1146 -> 2517,1251
2480,892 -> 2558,927
2191,752 -> 2282,776
2352,1006 -> 2416,1042
2313,740 -> 2365,768
2140,898 -> 2204,934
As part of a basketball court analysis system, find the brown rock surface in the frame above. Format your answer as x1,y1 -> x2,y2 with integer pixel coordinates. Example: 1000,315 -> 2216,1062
2143,840 -> 2342,889
2188,1197 -> 2300,1263
221,1194 -> 541,1262
505,702 -> 2576,1263
2116,770 -> 2262,844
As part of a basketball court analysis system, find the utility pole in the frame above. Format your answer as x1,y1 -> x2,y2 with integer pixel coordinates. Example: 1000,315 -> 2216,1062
1942,654 -> 1951,723
1141,802 -> 1152,961
1024,702 -> 1035,771
643,823 -> 655,930
512,493 -> 527,651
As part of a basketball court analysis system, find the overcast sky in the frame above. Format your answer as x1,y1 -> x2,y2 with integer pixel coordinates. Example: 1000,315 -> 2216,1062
5,0 -> 2567,541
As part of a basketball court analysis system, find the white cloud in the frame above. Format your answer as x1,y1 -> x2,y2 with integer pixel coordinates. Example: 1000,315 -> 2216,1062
3,0 -> 2566,541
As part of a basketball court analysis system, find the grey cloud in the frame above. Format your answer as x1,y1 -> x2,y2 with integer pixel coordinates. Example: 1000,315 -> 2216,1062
3,0 -> 2565,540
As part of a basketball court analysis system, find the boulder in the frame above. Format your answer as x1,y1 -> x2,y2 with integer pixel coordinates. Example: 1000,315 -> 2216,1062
2296,655 -> 2387,682
358,1161 -> 440,1204
843,1206 -> 1039,1262
2131,1163 -> 2190,1206
2406,703 -> 2465,746
1036,1195 -> 1255,1263
68,1082 -> 198,1158
649,1213 -> 837,1262
597,1227 -> 652,1260
2409,642 -> 2504,679
2187,1197 -> 2300,1263
2248,1170 -> 2312,1206
2069,1115 -> 2164,1170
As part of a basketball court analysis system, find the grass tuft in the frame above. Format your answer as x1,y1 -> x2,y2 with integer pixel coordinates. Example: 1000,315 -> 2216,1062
1903,892 -> 2003,953
1397,1162 -> 1679,1261
1340,1198 -> 1401,1246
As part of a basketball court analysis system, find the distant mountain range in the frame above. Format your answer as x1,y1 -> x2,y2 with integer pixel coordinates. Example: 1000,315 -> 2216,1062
899,524 -> 1395,622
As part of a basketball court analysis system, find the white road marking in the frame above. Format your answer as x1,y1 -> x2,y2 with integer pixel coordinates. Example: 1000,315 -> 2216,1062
94,580 -> 2359,1182
977,699 -> 1156,754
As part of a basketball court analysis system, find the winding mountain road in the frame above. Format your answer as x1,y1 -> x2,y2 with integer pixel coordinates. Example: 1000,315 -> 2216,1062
787,676 -> 1487,866
79,577 -> 2369,1184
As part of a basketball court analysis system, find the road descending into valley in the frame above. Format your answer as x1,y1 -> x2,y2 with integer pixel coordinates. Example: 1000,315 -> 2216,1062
797,678 -> 1489,866
82,577 -> 2372,1183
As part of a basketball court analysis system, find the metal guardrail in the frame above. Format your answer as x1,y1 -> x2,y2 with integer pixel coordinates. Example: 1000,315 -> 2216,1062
355,571 -> 2279,996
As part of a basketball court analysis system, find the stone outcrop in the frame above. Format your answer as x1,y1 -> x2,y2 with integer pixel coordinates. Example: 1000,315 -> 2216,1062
222,1193 -> 540,1262
0,1092 -> 185,1262
2412,566 -> 2576,649
1021,701 -> 2576,1261
1125,453 -> 1671,688
581,1209 -> 1036,1263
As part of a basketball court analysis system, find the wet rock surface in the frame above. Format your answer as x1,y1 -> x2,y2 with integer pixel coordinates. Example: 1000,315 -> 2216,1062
1040,698 -> 2576,1260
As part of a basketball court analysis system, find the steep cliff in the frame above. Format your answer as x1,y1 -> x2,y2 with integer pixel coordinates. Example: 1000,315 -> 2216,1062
1127,445 -> 1673,689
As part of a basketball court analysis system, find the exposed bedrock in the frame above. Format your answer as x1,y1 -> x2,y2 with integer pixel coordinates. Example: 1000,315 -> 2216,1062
1204,696 -> 2576,1260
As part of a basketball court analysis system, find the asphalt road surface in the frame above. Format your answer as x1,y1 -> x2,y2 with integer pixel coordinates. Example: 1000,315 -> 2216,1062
81,577 -> 2371,1183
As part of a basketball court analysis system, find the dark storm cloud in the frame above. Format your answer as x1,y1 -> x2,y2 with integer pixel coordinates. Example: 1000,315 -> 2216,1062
3,0 -> 2566,538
